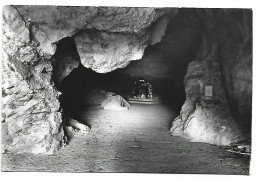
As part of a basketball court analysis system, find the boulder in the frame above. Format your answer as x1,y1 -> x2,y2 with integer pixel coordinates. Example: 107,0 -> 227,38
74,30 -> 149,73
63,117 -> 90,142
101,93 -> 131,111
15,6 -> 175,35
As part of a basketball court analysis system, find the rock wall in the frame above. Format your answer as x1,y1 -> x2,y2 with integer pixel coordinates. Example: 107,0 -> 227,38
2,6 -> 251,153
171,9 -> 252,145
2,6 -> 64,153
2,5 -> 175,153
218,9 -> 252,131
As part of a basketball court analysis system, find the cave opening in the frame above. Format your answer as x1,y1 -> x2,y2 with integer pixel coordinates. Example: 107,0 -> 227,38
52,9 -> 202,131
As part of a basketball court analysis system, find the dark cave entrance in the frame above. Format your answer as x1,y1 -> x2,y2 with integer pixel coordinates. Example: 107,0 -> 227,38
52,9 -> 202,128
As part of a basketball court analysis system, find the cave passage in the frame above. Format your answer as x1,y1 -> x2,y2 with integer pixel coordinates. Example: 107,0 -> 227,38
16,8 -> 245,173
1,6 -> 251,174
57,9 -> 202,122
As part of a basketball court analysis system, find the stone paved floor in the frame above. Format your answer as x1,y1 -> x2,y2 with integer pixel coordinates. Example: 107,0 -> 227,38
1,104 -> 250,174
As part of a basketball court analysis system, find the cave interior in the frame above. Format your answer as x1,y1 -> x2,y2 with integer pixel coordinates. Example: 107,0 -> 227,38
54,9 -> 202,124
1,6 -> 252,173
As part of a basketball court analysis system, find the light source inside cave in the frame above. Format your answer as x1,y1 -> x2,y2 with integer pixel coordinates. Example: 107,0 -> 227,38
131,80 -> 153,99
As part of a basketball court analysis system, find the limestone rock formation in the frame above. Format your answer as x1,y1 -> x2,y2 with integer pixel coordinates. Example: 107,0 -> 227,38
74,30 -> 149,73
2,6 -> 30,44
101,92 -> 131,111
171,59 -> 240,145
15,6 -> 176,35
1,5 -> 252,154
2,5 -> 174,154
2,35 -> 64,154
13,6 -> 175,73
171,9 -> 252,145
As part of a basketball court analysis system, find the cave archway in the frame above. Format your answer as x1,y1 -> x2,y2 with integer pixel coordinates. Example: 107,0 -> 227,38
51,8 -> 202,132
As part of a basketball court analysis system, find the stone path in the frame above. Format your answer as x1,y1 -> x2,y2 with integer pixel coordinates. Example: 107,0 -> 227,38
1,104 -> 250,174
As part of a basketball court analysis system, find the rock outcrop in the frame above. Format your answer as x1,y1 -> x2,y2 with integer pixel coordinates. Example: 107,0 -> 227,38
2,5 -> 175,154
73,30 -> 149,73
171,9 -> 252,145
2,5 -> 251,154
15,6 -> 176,35
2,6 -> 64,153
63,116 -> 90,143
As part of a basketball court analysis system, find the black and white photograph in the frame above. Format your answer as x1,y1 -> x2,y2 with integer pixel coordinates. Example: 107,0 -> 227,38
0,0 -> 258,179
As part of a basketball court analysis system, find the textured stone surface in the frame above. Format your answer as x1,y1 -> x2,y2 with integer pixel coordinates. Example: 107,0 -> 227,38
171,59 -> 240,145
31,25 -> 57,55
101,93 -> 130,111
13,5 -> 175,57
2,6 -> 64,154
2,6 -> 252,155
171,9 -> 252,145
2,6 -> 30,43
13,5 -> 175,72
2,48 -> 64,154
74,30 -> 149,73
63,117 -> 90,142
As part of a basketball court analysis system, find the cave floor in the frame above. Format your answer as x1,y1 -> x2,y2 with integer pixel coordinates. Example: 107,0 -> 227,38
1,104 -> 250,174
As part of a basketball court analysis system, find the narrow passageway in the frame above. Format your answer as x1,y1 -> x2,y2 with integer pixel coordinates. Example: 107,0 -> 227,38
1,104 -> 249,174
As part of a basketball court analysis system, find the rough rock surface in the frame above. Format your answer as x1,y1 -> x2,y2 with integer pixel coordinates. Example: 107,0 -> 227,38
2,5 -> 252,154
2,5 -> 64,154
63,117 -> 90,143
171,59 -> 240,145
72,12 -> 175,73
2,5 -> 174,154
15,6 -> 176,35
2,6 -> 30,43
101,92 -> 131,111
74,30 -> 149,73
171,9 -> 252,145
12,6 -> 176,59
14,6 -> 175,73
